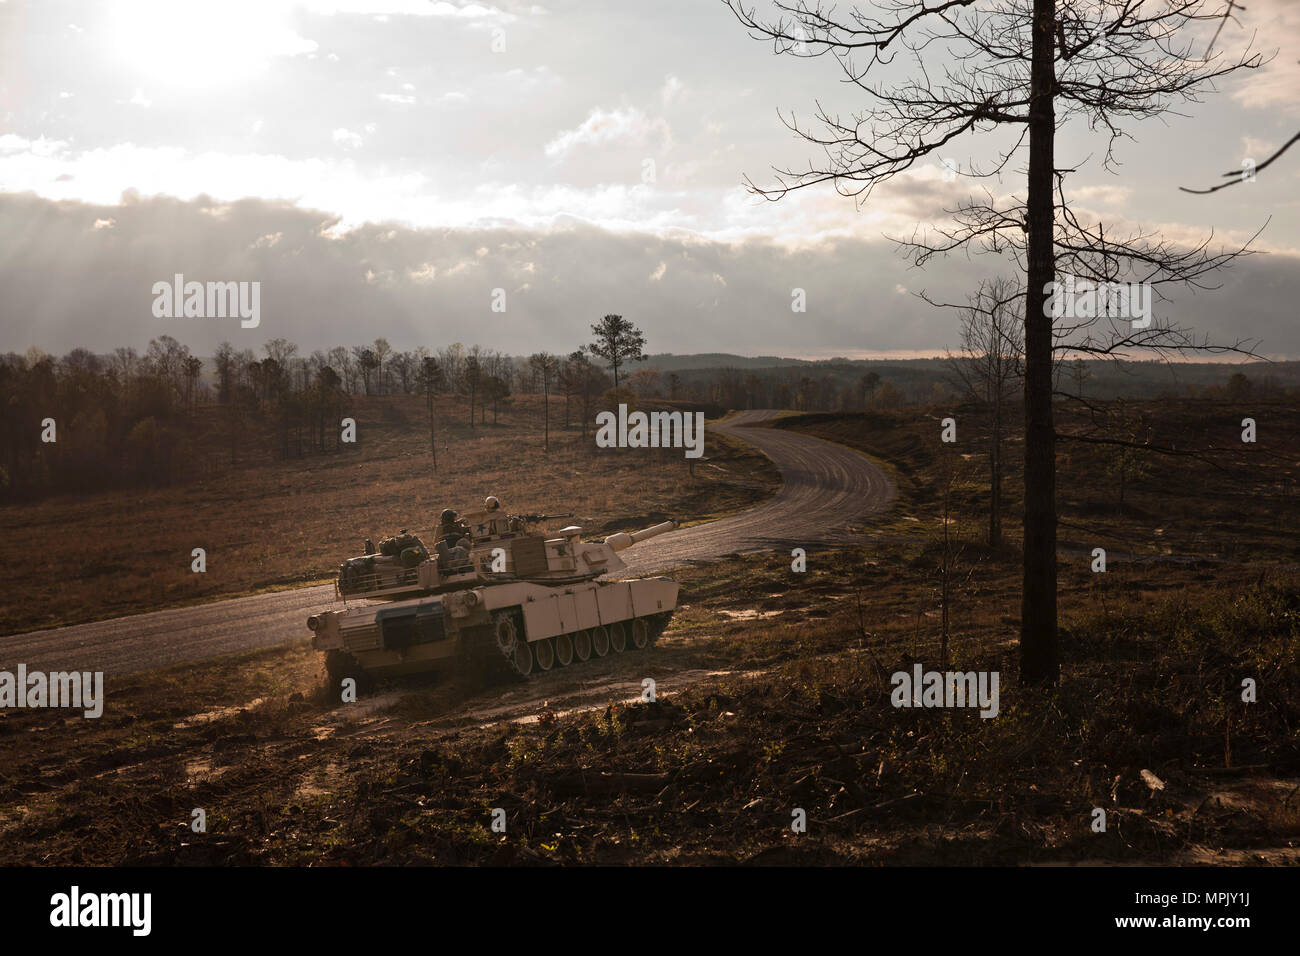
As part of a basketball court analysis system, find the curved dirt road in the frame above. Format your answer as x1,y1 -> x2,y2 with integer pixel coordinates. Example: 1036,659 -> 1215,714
620,409 -> 894,573
0,411 -> 893,676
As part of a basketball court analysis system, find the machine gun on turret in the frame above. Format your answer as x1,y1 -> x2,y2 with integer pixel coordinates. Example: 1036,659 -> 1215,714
515,512 -> 574,525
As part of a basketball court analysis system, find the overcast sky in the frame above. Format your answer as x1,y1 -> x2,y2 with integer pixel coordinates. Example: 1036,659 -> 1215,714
1,0 -> 1297,359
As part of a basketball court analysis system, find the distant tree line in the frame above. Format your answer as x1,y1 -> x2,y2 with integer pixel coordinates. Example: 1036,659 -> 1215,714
2,336 -> 210,499
3,314 -> 1285,502
627,364 -> 915,411
0,317 -> 649,500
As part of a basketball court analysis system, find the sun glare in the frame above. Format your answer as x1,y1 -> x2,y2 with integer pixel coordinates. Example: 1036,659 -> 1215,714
103,0 -> 316,92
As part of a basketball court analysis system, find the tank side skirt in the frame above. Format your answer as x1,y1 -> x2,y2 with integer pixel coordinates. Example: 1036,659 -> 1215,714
481,579 -> 677,643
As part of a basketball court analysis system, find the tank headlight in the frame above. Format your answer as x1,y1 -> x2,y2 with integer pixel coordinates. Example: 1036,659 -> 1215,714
307,615 -> 320,631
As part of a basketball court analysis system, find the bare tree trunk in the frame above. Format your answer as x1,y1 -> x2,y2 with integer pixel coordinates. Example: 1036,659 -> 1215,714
1021,0 -> 1059,686
941,470 -> 952,672
427,391 -> 438,471
1118,448 -> 1127,509
990,391 -> 1002,548
229,404 -> 238,468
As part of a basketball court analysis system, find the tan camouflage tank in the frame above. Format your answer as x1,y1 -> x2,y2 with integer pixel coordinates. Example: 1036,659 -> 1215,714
308,497 -> 679,683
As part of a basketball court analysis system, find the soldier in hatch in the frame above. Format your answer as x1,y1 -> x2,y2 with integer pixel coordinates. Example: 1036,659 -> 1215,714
435,508 -> 471,546
433,509 -> 471,570
465,496 -> 513,539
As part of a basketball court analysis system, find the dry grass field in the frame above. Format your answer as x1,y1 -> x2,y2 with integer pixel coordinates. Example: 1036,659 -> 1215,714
0,394 -> 778,635
778,400 -> 1300,565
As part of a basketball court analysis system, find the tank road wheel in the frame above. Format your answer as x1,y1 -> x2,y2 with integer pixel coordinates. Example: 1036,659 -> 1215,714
630,618 -> 650,650
494,613 -> 520,657
480,609 -> 532,681
532,638 -> 555,672
573,629 -> 592,663
554,633 -> 575,667
609,622 -> 628,654
591,626 -> 610,658
512,639 -> 534,677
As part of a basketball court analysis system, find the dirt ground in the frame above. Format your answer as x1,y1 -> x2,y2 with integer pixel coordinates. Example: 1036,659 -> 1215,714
2,404 -> 1296,866
1,546 -> 1295,866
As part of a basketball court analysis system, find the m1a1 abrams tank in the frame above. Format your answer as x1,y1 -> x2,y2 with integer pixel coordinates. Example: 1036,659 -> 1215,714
307,497 -> 679,684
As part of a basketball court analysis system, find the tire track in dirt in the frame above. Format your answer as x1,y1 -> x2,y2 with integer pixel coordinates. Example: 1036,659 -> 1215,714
0,410 -> 894,677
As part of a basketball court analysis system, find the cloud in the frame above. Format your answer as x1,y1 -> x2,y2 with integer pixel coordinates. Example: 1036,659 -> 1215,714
332,128 -> 365,149
544,107 -> 672,159
299,0 -> 517,22
103,1 -> 319,90
0,140 -> 429,228
0,134 -> 68,158
4,191 -> 1297,361
1073,184 -> 1133,207
1225,0 -> 1300,114
661,74 -> 686,107
1240,135 -> 1283,164
2,128 -> 1287,268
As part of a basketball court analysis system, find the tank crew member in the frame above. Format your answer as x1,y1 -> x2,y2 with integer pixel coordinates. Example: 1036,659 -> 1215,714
475,496 -> 510,537
436,508 -> 471,545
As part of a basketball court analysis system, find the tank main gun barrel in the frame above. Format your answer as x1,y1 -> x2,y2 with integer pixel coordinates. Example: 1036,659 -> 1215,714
603,519 -> 677,553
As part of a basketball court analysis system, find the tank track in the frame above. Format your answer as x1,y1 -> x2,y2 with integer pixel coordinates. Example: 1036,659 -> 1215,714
460,609 -> 675,683
324,649 -> 375,693
645,610 -> 673,644
460,610 -> 531,684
